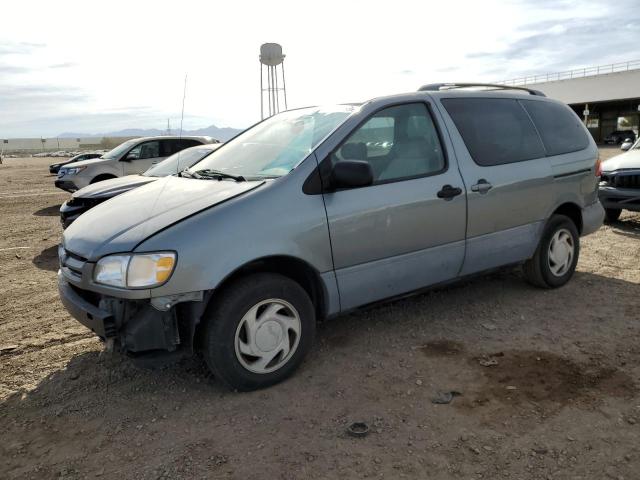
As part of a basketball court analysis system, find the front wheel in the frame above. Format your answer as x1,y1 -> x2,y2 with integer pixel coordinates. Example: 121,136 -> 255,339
523,214 -> 580,289
202,273 -> 316,391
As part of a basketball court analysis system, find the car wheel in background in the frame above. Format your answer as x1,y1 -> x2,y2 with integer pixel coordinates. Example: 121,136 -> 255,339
523,214 -> 580,289
202,273 -> 316,391
604,208 -> 622,223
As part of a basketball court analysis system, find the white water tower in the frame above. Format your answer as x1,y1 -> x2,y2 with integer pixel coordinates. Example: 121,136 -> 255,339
260,43 -> 287,119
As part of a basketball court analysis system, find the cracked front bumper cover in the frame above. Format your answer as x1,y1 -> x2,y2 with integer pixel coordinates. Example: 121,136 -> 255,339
58,271 -> 113,338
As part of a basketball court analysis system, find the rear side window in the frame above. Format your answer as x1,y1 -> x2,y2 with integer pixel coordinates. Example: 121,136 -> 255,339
521,100 -> 589,156
441,98 -> 545,166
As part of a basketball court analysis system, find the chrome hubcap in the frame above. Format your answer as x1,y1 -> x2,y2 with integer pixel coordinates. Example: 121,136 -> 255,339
234,299 -> 301,374
548,228 -> 574,277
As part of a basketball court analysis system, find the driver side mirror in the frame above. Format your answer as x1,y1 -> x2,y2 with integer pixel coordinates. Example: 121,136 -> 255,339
123,152 -> 139,162
330,160 -> 373,189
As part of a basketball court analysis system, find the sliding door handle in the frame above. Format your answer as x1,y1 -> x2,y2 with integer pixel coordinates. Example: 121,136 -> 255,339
471,179 -> 493,194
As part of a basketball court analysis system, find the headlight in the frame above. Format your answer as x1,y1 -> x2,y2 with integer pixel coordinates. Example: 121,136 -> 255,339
63,166 -> 87,176
94,252 -> 176,288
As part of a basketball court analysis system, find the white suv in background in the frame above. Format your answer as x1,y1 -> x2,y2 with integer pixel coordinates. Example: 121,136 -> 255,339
55,136 -> 217,192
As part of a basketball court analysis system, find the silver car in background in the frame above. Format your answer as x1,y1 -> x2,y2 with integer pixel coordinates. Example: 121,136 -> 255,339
58,85 -> 604,391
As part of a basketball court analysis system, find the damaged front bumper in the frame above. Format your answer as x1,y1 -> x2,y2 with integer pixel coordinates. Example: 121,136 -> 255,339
598,185 -> 640,212
57,270 -> 208,355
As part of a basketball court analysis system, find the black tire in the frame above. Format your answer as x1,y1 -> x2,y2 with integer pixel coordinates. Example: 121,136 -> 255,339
202,273 -> 316,391
523,214 -> 580,289
604,208 -> 622,223
90,174 -> 116,184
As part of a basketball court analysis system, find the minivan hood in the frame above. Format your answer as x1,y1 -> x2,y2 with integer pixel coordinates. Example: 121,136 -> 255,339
63,176 -> 264,260
602,149 -> 640,172
72,175 -> 157,199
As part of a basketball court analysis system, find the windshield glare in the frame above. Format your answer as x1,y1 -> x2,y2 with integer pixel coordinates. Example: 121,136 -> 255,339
143,147 -> 215,177
101,139 -> 139,159
189,105 -> 357,179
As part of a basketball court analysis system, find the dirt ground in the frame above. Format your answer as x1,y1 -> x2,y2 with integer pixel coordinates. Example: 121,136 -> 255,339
1,149 -> 639,480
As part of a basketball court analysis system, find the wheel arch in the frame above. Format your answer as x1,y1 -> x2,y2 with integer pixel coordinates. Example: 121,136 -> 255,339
551,202 -> 583,234
90,173 -> 117,184
191,255 -> 329,350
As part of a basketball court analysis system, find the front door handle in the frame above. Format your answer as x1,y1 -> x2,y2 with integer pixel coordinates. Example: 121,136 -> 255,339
471,179 -> 493,194
437,184 -> 463,200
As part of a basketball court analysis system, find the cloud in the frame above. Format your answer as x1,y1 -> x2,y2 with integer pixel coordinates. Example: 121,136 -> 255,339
0,64 -> 33,74
0,84 -> 88,103
49,62 -> 77,69
0,41 -> 45,56
465,0 -> 640,80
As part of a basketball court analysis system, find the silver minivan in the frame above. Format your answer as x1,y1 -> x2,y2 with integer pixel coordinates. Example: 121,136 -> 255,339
58,84 -> 604,391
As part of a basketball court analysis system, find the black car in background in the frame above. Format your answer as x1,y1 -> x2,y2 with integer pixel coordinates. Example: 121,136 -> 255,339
49,152 -> 103,174
603,130 -> 636,145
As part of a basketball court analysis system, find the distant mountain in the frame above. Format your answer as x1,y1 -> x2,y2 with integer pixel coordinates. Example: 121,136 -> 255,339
58,124 -> 243,142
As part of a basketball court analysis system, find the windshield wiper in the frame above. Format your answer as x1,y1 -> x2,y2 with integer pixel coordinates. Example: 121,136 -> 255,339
194,169 -> 246,182
178,169 -> 195,178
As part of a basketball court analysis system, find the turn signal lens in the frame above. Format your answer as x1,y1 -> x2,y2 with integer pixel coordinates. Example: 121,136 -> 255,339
127,253 -> 176,288
595,155 -> 602,177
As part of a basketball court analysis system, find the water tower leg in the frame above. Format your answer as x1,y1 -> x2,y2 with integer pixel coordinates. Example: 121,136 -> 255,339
260,63 -> 264,120
281,61 -> 288,110
274,65 -> 280,113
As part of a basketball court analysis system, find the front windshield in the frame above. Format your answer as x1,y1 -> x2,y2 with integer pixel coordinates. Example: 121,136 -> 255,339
143,146 -> 216,177
189,105 -> 357,179
101,139 -> 139,159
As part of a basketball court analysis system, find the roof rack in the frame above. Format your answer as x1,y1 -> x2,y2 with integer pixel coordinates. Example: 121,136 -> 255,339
418,82 -> 546,97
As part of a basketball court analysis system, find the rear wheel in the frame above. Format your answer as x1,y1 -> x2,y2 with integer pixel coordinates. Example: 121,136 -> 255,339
523,214 -> 580,289
604,208 -> 622,223
202,273 -> 315,391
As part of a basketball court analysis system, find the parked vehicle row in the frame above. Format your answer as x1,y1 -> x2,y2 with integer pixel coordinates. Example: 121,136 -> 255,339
57,85 -> 604,391
603,130 -> 636,145
60,143 -> 222,228
55,136 -> 217,192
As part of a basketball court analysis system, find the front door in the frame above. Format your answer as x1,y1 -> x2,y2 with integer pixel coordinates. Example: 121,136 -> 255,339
322,102 -> 467,311
122,140 -> 164,175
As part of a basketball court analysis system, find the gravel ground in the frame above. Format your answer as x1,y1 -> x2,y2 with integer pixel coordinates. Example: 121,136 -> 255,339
0,149 -> 639,480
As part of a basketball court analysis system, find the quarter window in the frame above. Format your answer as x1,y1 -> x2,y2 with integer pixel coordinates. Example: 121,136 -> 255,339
441,98 -> 546,166
521,100 -> 589,156
332,103 -> 445,183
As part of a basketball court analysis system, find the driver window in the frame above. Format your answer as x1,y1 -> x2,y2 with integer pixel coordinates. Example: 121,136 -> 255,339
331,103 -> 445,183
128,141 -> 160,160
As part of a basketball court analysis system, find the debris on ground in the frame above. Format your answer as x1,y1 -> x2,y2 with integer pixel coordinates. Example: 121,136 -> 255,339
431,391 -> 462,404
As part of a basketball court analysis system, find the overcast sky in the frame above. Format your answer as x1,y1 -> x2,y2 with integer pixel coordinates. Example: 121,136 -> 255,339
1,0 -> 639,138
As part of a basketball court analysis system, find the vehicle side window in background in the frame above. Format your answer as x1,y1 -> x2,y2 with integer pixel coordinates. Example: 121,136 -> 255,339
332,103 -> 446,183
180,139 -> 201,149
128,141 -> 161,160
442,98 -> 545,166
162,139 -> 202,156
521,100 -> 589,156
